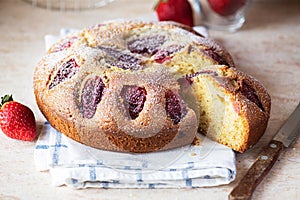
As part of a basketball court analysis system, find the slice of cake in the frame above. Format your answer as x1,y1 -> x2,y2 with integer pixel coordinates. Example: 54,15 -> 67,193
187,65 -> 271,152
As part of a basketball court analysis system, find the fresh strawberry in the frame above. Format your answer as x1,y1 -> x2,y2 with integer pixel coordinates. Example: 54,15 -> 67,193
208,0 -> 247,16
0,94 -> 37,141
154,0 -> 194,27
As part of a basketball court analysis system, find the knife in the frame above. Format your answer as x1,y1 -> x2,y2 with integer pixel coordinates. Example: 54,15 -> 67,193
229,102 -> 300,200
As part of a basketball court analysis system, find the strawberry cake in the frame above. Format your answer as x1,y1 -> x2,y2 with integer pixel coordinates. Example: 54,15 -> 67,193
33,21 -> 270,153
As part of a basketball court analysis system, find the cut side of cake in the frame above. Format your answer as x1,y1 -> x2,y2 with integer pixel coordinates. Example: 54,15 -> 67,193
187,65 -> 271,152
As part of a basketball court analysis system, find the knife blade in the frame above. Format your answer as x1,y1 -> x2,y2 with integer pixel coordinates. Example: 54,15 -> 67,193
229,102 -> 300,200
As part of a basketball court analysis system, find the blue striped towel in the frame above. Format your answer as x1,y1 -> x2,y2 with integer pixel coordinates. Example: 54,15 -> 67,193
34,122 -> 236,188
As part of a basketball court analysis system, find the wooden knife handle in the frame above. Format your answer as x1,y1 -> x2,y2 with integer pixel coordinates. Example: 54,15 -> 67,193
228,140 -> 284,200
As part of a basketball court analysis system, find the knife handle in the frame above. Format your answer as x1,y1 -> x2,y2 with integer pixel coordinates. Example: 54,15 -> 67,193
228,140 -> 284,200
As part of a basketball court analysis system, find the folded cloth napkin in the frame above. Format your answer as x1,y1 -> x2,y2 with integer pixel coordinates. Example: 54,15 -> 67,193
35,26 -> 235,189
34,122 -> 236,189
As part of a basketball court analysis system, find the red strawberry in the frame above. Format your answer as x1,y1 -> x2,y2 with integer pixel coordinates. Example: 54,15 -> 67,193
154,0 -> 194,27
0,94 -> 37,141
208,0 -> 247,16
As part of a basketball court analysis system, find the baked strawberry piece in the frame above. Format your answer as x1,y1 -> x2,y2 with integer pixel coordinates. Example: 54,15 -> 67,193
51,36 -> 78,53
165,90 -> 183,124
49,58 -> 80,89
127,35 -> 166,56
154,45 -> 184,63
122,86 -> 147,119
80,76 -> 106,118
101,47 -> 143,70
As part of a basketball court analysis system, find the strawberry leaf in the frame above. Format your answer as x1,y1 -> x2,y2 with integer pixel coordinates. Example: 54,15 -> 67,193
0,94 -> 13,108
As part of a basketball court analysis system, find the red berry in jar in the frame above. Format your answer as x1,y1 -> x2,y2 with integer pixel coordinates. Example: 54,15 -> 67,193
207,0 -> 247,16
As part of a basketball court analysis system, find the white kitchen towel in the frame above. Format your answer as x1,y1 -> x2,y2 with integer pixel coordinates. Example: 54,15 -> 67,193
34,122 -> 236,188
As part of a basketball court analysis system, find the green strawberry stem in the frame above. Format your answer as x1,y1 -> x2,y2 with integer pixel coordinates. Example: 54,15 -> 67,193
0,94 -> 13,108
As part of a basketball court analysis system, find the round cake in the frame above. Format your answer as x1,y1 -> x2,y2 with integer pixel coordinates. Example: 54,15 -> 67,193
33,21 -> 270,153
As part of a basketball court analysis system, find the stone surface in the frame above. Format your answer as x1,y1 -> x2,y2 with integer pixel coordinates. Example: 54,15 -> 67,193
0,0 -> 299,199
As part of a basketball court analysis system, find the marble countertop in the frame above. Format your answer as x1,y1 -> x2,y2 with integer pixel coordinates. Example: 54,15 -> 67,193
0,0 -> 299,199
